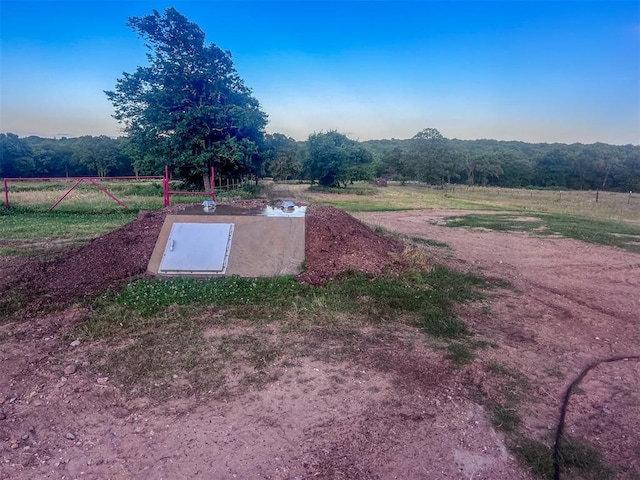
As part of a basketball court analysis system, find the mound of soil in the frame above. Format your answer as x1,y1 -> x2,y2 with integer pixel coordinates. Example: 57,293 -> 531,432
299,205 -> 404,285
6,204 -> 405,311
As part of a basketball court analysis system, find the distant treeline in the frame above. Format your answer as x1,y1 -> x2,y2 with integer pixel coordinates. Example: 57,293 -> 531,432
362,129 -> 640,191
2,130 -> 639,192
0,133 -> 135,179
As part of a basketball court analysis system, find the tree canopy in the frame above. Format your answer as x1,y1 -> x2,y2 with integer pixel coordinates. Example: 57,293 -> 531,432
105,8 -> 267,188
304,131 -> 374,187
263,133 -> 302,181
2,130 -> 638,194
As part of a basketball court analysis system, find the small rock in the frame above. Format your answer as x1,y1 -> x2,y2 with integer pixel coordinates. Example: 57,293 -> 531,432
21,433 -> 29,441
0,412 -> 6,420
64,365 -> 77,375
10,439 -> 19,449
65,433 -> 75,440
96,377 -> 109,385
0,397 -> 5,405
70,339 -> 81,347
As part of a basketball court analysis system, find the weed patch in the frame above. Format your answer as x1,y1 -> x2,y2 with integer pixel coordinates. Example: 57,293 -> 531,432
116,276 -> 312,316
444,214 -> 544,232
443,213 -> 640,252
490,403 -> 521,432
512,436 -> 613,480
445,342 -> 475,365
97,321 -> 224,398
486,361 -> 529,384
409,236 -> 451,248
0,292 -> 26,320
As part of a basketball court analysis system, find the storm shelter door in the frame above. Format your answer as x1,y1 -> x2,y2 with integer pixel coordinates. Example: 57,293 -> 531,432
158,223 -> 234,274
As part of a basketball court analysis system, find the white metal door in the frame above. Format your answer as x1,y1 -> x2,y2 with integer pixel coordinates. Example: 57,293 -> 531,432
159,223 -> 234,274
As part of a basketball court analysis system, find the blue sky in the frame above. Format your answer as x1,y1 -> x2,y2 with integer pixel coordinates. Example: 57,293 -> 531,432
1,0 -> 638,144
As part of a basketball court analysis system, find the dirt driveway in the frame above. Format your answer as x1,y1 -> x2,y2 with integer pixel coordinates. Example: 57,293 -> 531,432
1,208 -> 638,479
355,209 -> 640,478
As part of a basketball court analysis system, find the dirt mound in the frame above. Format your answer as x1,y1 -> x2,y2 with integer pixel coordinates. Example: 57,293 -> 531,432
298,206 -> 404,285
46,211 -> 169,304
7,204 -> 405,310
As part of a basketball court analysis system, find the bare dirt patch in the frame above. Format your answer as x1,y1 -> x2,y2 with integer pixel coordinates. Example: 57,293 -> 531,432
355,209 -> 640,479
1,205 -> 638,479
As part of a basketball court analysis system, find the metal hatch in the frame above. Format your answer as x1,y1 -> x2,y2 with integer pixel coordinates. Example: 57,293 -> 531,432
158,222 -> 234,275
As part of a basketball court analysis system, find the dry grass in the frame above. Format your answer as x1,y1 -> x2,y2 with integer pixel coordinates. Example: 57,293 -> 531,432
270,182 -> 640,224
4,180 -> 165,211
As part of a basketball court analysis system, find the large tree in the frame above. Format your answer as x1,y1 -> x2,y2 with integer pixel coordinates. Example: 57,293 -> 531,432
304,131 -> 373,187
105,8 -> 267,189
263,133 -> 303,181
406,128 -> 452,184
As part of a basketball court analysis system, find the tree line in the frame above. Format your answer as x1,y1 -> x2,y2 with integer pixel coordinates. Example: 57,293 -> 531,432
2,129 -> 638,193
1,8 -> 638,193
365,129 -> 640,192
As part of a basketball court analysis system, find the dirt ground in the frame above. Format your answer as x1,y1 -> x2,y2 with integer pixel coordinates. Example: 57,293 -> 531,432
1,206 -> 638,479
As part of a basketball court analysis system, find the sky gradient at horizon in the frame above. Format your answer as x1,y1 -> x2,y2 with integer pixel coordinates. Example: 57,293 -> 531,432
1,0 -> 639,145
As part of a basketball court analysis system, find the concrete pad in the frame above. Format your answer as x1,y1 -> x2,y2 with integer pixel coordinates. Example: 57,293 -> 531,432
148,213 -> 305,277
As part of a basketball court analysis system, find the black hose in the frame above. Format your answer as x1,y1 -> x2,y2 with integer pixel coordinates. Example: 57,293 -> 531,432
553,355 -> 640,480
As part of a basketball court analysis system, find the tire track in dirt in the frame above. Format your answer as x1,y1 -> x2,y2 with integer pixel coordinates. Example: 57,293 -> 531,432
355,209 -> 640,478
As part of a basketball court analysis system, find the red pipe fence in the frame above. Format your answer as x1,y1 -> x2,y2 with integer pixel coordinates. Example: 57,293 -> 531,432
2,167 -> 217,211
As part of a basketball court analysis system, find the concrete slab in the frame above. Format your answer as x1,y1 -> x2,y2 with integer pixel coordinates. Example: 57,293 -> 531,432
148,213 -> 305,278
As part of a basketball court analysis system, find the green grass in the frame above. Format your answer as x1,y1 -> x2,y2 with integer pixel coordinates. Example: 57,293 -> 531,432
443,213 -> 640,252
486,361 -> 530,384
65,264 -> 493,399
111,265 -> 484,338
115,275 -> 312,317
445,342 -> 476,365
490,403 -> 521,432
314,196 -> 501,213
409,236 -> 451,248
480,360 -> 611,479
444,213 -> 544,232
0,206 -> 137,256
0,207 -> 136,239
108,182 -> 164,197
274,182 -> 639,223
308,185 -> 379,196
0,292 -> 27,320
512,437 -> 613,480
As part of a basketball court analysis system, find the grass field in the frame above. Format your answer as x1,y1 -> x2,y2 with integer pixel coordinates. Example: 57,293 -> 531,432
3,181 -> 640,257
276,182 -> 640,224
2,180 -> 635,479
0,179 -> 254,256
271,182 -> 640,252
